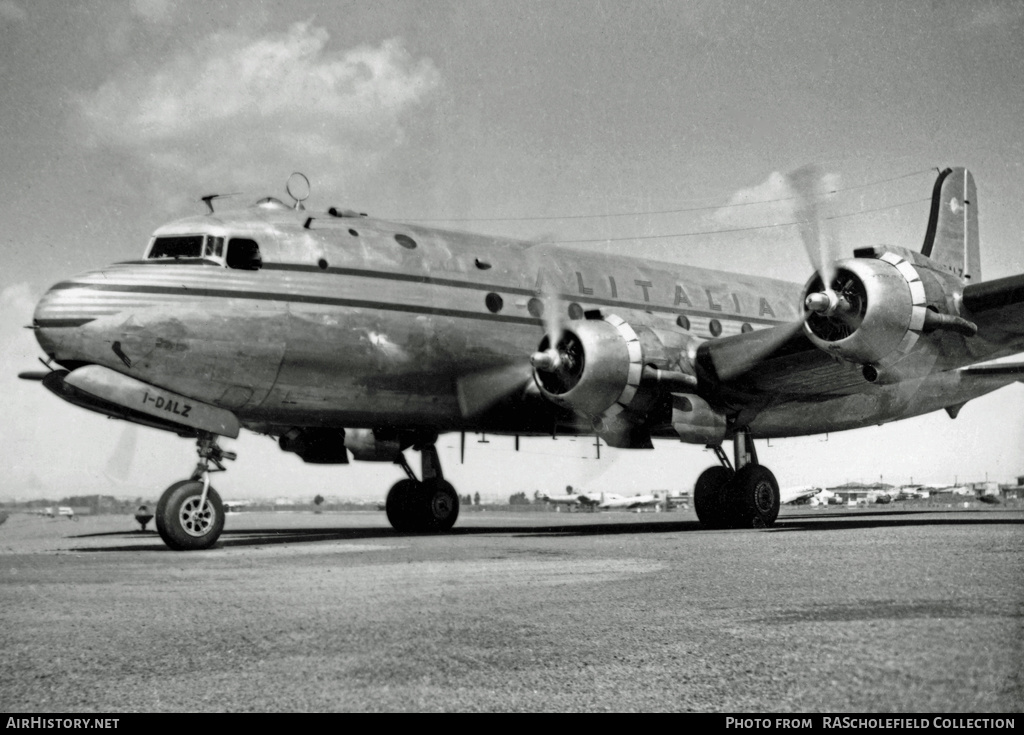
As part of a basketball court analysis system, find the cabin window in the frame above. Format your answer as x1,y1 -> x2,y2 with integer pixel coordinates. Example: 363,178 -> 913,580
485,293 -> 503,313
226,238 -> 262,270
148,235 -> 205,259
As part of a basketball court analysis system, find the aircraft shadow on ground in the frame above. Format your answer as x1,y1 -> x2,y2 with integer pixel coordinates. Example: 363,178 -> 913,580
67,509 -> 1023,551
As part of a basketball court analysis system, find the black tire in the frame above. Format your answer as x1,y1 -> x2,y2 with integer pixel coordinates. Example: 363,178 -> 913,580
728,464 -> 780,528
423,480 -> 460,532
386,479 -> 422,532
386,479 -> 461,533
155,480 -> 225,551
694,466 -> 734,529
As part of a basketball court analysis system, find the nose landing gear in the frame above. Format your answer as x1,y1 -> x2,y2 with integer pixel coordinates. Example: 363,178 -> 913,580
155,433 -> 236,551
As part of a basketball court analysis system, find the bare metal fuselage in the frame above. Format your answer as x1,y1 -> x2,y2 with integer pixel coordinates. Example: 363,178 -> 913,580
32,205 -> 1024,442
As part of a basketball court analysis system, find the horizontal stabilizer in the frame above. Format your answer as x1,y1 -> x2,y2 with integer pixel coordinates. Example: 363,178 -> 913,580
962,274 -> 1024,313
960,362 -> 1024,380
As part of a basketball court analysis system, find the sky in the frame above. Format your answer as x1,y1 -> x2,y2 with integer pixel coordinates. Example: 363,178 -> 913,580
1,0 -> 1023,503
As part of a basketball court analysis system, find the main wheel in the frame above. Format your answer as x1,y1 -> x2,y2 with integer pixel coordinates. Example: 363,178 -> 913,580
728,465 -> 780,528
155,480 -> 225,551
694,466 -> 734,529
386,479 -> 422,532
423,480 -> 460,532
386,479 -> 461,533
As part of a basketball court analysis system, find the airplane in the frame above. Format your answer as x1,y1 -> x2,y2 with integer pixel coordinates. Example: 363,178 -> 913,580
596,492 -> 664,512
575,493 -> 603,511
808,489 -> 843,506
779,485 -> 824,505
537,488 -> 582,509
17,166 -> 1024,550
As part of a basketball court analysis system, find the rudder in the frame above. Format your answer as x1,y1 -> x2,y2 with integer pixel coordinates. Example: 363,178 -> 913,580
921,167 -> 981,282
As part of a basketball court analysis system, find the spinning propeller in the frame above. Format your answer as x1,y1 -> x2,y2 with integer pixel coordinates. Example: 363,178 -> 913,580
713,164 -> 860,381
456,247 -> 569,418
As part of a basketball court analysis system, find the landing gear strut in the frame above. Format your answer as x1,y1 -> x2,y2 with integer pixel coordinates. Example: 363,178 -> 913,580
694,428 -> 779,529
155,433 -> 236,550
386,441 -> 460,533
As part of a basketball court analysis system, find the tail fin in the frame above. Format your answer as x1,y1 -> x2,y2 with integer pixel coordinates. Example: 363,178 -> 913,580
921,167 -> 981,282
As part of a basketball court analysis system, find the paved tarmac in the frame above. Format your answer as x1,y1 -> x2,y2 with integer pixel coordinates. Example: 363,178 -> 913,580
1,505 -> 1022,712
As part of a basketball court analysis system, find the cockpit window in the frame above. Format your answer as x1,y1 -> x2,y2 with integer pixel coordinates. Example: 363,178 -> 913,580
146,234 -> 260,269
204,236 -> 224,258
226,238 -> 262,270
148,236 -> 205,259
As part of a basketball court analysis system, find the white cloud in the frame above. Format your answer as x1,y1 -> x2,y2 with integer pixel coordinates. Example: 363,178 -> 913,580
711,169 -> 841,229
0,0 -> 26,23
76,22 -> 442,198
0,282 -> 34,324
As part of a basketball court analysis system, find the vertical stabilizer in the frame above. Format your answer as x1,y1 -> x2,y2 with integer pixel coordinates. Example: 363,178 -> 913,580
921,167 -> 981,282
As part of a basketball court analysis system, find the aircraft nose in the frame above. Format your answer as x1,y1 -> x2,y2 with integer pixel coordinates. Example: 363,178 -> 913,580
32,279 -> 97,363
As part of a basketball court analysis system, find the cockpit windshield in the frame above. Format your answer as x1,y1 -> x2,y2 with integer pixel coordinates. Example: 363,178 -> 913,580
146,233 -> 261,270
147,234 -> 227,261
148,235 -> 206,259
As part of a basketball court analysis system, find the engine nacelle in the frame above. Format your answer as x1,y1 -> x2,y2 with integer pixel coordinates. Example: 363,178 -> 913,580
802,253 -> 940,367
279,428 -> 349,464
532,314 -> 697,423
279,427 -> 405,463
671,394 -> 728,445
344,428 -> 403,462
533,316 -> 639,416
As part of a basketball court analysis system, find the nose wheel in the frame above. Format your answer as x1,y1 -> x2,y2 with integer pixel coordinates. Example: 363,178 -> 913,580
155,433 -> 234,550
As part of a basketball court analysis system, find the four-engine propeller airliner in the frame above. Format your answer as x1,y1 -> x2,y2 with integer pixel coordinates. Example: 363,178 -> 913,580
18,167 -> 1024,549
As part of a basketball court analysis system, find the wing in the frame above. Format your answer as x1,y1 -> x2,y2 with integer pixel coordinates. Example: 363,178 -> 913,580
962,273 -> 1024,347
695,322 -> 867,400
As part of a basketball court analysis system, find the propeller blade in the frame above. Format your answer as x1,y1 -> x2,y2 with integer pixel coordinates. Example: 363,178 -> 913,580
456,362 -> 534,418
595,419 -> 654,449
788,164 -> 838,288
706,316 -> 811,383
537,269 -> 563,349
103,423 -> 139,483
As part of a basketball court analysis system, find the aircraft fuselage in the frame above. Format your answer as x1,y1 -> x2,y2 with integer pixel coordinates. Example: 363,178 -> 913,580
31,200 -> 1024,441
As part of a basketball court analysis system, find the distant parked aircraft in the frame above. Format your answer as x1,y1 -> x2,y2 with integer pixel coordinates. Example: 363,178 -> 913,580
597,492 -> 663,512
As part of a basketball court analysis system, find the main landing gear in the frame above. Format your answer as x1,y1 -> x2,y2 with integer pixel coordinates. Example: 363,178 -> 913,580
693,428 -> 780,530
155,433 -> 235,551
386,441 -> 460,533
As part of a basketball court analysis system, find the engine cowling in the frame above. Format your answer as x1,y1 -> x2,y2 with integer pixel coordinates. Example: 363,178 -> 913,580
532,315 -> 640,417
278,427 -> 404,463
802,253 -> 935,368
531,314 -> 698,425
